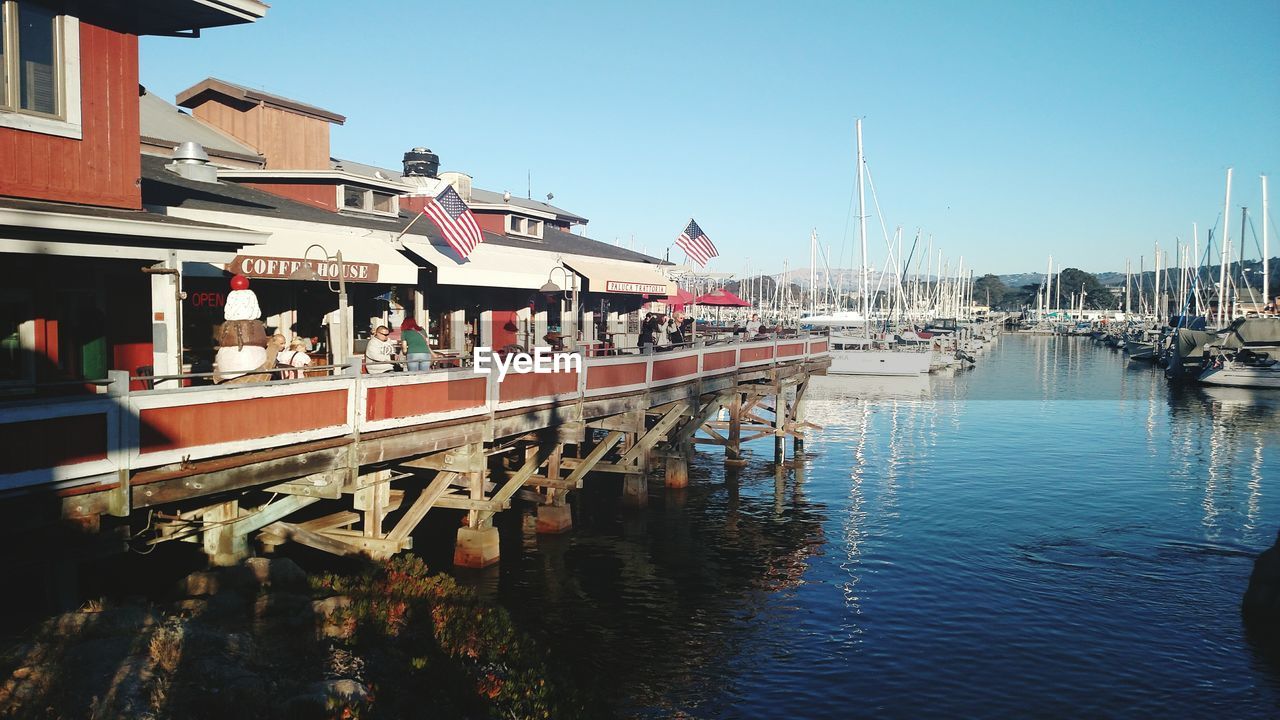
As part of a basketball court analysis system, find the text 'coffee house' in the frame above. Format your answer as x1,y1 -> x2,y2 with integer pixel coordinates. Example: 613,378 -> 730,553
229,255 -> 381,283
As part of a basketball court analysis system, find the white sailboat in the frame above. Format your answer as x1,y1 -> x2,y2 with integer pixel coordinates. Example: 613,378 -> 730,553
803,119 -> 930,377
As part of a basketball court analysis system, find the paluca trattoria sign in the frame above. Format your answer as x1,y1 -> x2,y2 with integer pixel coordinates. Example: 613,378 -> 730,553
227,255 -> 381,283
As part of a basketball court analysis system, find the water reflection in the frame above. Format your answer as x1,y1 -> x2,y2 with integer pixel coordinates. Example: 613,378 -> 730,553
456,336 -> 1279,717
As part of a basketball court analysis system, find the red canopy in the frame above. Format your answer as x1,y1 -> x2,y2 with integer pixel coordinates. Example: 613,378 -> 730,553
665,287 -> 696,309
695,289 -> 750,307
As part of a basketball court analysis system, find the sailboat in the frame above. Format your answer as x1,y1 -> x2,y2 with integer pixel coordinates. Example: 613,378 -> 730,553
803,119 -> 931,376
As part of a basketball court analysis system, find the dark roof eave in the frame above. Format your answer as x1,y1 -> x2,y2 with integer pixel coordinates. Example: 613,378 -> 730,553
141,136 -> 265,165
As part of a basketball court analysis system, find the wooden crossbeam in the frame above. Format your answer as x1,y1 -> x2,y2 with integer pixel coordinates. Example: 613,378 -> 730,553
387,471 -> 459,543
432,495 -> 506,512
700,424 -> 728,442
261,521 -> 364,557
674,392 -> 731,446
299,511 -> 359,532
557,459 -> 637,474
563,430 -> 623,487
620,404 -> 687,465
231,494 -> 320,537
479,445 -> 555,523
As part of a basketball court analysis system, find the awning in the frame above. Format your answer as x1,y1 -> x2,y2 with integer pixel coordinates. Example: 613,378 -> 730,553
561,255 -> 677,295
225,227 -> 419,284
402,239 -> 562,289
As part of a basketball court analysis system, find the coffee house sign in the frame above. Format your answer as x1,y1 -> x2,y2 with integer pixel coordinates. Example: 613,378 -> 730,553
227,255 -> 380,283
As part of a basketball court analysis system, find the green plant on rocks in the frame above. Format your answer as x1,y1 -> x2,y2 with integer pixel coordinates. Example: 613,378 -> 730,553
311,555 -> 584,719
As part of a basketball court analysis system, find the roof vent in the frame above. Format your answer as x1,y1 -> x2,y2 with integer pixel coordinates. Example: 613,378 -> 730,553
403,147 -> 440,178
166,141 -> 218,183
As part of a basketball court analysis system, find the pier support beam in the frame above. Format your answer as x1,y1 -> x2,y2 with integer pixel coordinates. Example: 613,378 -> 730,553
725,393 -> 746,467
622,473 -> 648,508
665,447 -> 689,489
793,381 -> 808,454
773,390 -> 786,464
203,500 -> 249,567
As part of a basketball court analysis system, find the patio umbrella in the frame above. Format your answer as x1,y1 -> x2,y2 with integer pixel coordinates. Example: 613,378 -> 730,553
666,287 -> 696,311
694,289 -> 750,307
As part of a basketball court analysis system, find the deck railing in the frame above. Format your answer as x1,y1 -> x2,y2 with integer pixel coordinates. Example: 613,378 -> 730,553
0,334 -> 829,497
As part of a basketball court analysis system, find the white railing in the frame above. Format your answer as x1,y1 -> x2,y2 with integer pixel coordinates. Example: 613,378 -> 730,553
0,334 -> 829,495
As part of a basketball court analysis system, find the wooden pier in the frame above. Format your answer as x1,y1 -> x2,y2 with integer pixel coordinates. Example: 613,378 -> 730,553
0,336 -> 828,570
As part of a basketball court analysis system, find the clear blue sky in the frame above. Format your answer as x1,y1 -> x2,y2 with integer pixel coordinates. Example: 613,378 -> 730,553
141,0 -> 1280,276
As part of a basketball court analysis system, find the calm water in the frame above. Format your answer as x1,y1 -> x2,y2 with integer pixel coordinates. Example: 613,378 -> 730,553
461,334 -> 1280,718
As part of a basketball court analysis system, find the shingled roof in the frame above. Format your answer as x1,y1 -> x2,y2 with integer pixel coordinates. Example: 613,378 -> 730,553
139,154 -> 666,265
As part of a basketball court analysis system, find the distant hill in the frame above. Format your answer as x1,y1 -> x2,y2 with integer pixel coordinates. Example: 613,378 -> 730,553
775,259 -> 1278,292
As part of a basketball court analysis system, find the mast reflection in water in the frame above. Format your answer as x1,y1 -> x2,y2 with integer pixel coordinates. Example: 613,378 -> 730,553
452,335 -> 1280,718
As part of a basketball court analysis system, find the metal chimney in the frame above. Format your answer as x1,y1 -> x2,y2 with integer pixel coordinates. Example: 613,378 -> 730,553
166,141 -> 218,183
402,147 -> 440,178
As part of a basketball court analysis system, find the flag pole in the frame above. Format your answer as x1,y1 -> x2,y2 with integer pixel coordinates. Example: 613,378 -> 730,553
394,210 -> 427,242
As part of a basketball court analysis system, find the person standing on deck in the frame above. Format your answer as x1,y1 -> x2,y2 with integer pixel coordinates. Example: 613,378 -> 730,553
401,318 -> 431,371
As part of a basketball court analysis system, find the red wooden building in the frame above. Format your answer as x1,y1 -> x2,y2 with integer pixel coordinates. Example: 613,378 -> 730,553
0,0 -> 267,391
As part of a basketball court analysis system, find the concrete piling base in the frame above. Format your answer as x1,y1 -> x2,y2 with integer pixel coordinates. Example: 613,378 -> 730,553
453,526 -> 501,568
536,504 -> 573,534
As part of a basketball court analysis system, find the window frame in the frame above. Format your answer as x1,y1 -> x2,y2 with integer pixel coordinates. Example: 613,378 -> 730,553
505,214 -> 544,241
337,183 -> 399,217
0,1 -> 81,139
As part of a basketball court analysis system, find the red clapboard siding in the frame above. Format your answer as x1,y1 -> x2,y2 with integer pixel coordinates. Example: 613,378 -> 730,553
586,362 -> 647,390
778,342 -> 805,357
365,378 -> 487,422
239,182 -> 337,211
0,414 -> 108,474
651,355 -> 697,381
138,390 -> 348,454
702,349 -> 737,372
0,22 -> 140,209
740,346 -> 774,362
497,370 -> 578,402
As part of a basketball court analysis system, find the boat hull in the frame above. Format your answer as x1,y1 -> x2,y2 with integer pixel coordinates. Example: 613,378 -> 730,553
828,349 -> 932,376
1198,365 -> 1280,389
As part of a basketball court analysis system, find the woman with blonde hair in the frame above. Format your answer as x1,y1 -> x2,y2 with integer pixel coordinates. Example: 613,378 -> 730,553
276,336 -> 313,379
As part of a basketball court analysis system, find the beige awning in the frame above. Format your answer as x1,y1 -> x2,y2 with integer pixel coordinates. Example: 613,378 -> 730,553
402,239 -> 563,289
561,255 -> 677,295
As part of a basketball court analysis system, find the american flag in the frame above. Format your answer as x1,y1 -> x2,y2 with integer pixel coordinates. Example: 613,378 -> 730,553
676,219 -> 718,267
425,185 -> 484,259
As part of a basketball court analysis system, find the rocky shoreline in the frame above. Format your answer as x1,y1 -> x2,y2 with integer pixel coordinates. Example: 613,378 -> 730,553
0,556 -> 581,719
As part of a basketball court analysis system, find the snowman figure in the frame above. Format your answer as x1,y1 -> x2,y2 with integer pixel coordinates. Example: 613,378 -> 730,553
213,274 -> 270,383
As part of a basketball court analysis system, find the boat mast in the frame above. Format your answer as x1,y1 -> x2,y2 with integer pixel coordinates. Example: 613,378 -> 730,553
1192,224 -> 1200,316
856,118 -> 869,328
1124,258 -> 1131,318
1219,168 -> 1233,327
1264,174 -> 1270,309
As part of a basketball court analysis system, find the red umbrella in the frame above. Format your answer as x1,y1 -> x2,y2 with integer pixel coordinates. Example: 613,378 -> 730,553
694,289 -> 750,307
666,287 -> 696,310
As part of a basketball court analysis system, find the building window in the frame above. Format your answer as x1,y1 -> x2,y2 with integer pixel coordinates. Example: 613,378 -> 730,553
340,185 -> 398,216
0,1 -> 81,138
343,185 -> 367,210
506,215 -> 544,240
